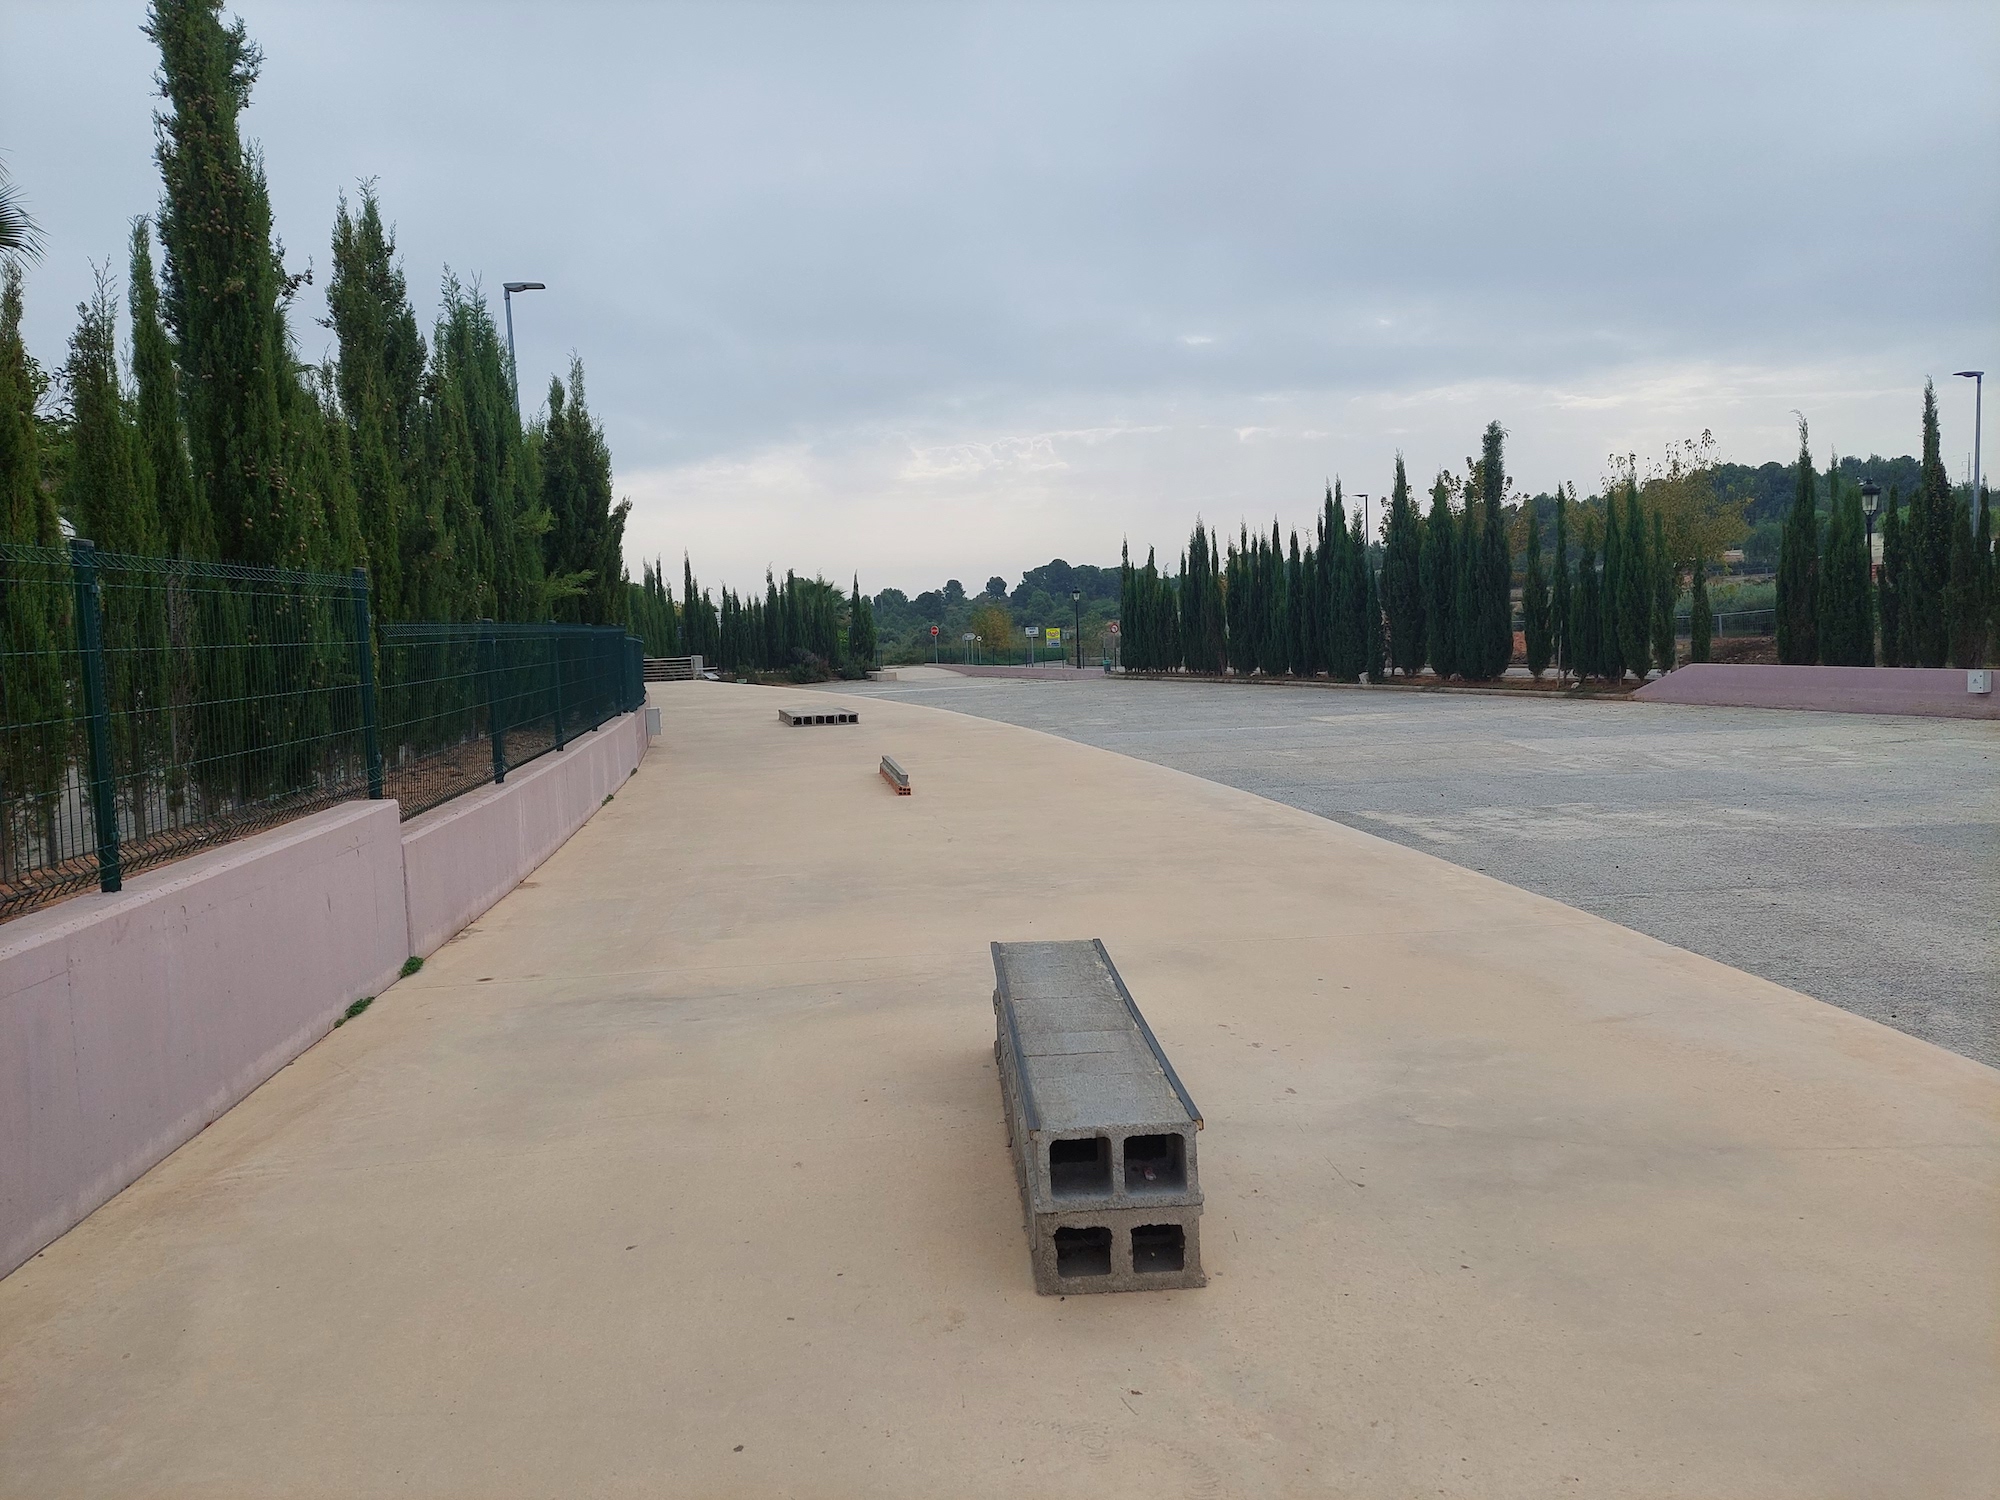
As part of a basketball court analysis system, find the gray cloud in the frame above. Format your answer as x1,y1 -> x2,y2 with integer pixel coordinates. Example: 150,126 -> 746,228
6,1 -> 1996,592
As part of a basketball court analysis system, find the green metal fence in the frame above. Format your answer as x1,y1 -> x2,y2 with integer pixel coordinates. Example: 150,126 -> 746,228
1,540 -> 644,922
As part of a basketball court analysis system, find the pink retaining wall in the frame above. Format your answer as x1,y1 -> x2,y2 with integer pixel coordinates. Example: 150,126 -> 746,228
0,801 -> 411,1278
1,709 -> 653,1278
401,712 -> 648,958
1634,664 -> 1998,719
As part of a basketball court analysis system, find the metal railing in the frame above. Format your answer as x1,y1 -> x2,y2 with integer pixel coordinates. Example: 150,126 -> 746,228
1,540 -> 644,922
1674,607 -> 1776,637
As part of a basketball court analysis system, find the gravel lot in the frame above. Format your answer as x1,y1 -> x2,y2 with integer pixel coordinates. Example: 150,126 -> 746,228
833,669 -> 2000,1067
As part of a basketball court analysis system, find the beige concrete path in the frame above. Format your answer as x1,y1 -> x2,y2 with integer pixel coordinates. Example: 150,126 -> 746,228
2,682 -> 1996,1498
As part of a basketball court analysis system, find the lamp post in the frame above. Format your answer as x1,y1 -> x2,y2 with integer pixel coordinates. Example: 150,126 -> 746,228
1070,588 -> 1082,669
1354,494 -> 1370,546
1955,371 -> 1984,531
502,281 -> 546,415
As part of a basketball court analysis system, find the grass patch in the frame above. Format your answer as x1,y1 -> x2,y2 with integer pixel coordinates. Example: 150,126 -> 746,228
332,995 -> 373,1029
400,955 -> 424,978
602,793 -> 614,805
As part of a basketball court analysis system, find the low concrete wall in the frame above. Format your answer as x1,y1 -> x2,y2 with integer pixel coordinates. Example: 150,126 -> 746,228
1635,663 -> 1998,719
401,713 -> 648,958
0,801 -> 410,1278
1,709 -> 651,1278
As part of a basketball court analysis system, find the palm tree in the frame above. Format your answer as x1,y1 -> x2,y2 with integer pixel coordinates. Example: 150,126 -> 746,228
1,158 -> 43,262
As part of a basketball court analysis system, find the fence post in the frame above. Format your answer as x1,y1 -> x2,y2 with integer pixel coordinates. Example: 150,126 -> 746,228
348,567 -> 384,799
551,630 -> 566,752
592,630 -> 608,732
480,618 -> 506,785
69,538 -> 121,894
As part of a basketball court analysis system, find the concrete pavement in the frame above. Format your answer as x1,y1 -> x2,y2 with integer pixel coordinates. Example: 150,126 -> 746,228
1,681 -> 1995,1497
833,669 -> 2000,1066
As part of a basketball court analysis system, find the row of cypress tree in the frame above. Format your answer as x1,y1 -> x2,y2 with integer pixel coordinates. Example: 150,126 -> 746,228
671,556 -> 879,678
1,0 -> 627,627
1124,421 -> 1692,684
1778,384 -> 1995,668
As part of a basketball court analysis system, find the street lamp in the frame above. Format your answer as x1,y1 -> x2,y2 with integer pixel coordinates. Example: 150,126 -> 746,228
1354,494 -> 1370,545
1070,588 -> 1082,670
502,281 -> 546,415
1860,481 -> 1880,577
1955,371 -> 1984,530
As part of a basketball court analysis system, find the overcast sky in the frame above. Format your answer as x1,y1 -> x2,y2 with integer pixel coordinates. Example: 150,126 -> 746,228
6,1 -> 1997,594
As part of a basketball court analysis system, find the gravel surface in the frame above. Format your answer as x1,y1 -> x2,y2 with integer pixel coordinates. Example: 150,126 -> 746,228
831,671 -> 2000,1067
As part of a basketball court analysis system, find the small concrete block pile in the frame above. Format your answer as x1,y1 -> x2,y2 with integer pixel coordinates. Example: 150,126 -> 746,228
991,939 -> 1205,1294
777,707 -> 860,726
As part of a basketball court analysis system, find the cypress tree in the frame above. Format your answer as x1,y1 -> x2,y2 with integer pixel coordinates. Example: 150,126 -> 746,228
1551,486 -> 1573,678
1328,487 -> 1361,680
1285,531 -> 1305,675
1,262 -> 69,885
1119,540 -> 1136,668
1205,529 -> 1224,672
1618,482 -> 1651,676
128,219 -> 207,558
1176,535 -> 1196,670
1945,493 -> 1983,667
1819,466 -> 1873,666
1690,559 -> 1713,663
1364,551 -> 1385,683
1263,520 -> 1286,675
1315,485 -> 1337,672
1877,485 -> 1905,667
1573,515 -> 1604,681
1225,526 -> 1252,675
61,270 -> 162,556
848,575 -> 876,669
1978,491 -> 1995,666
1522,499 -> 1551,677
1420,473 -> 1457,678
1650,506 -> 1676,675
539,360 -> 629,625
1776,418 -> 1819,664
1381,454 -> 1424,675
1908,381 -> 1952,667
1473,421 -> 1512,679
148,0 -> 303,568
1453,473 -> 1482,678
1350,507 -> 1376,681
328,186 -> 424,613
1599,495 -> 1625,680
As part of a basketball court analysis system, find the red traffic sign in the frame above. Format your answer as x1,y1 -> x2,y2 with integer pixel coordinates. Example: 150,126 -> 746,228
929,625 -> 939,637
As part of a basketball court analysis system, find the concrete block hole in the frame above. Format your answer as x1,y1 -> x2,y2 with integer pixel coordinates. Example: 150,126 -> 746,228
1123,1133 -> 1186,1194
1053,1226 -> 1112,1277
1131,1223 -> 1185,1273
1049,1135 -> 1111,1198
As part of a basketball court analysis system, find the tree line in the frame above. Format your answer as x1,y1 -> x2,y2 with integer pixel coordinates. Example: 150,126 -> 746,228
1778,382 -> 1994,669
1121,421 -> 1685,684
1,0 -> 626,628
1121,398 -> 1993,684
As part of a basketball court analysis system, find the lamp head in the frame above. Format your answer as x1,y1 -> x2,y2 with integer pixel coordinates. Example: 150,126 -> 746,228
1070,588 -> 1081,601
1954,370 -> 1983,380
1860,481 -> 1880,515
503,281 -> 546,294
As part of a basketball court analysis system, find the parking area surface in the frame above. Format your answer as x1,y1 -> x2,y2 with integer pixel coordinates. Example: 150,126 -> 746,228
837,670 -> 2000,1067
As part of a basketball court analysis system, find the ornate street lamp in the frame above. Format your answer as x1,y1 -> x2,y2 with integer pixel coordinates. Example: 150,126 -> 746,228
1070,588 -> 1082,669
